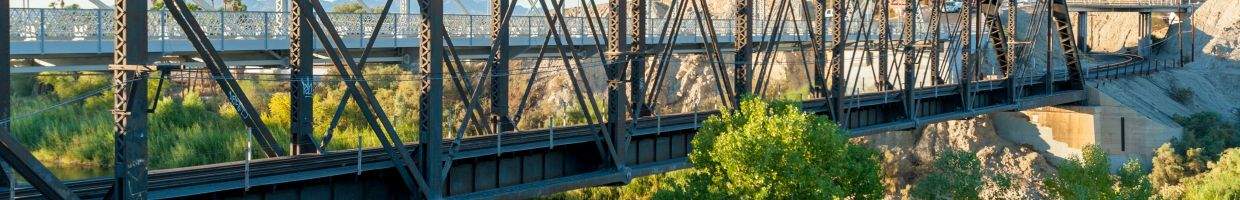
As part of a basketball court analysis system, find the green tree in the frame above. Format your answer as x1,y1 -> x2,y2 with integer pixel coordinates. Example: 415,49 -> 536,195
332,2 -> 371,13
1173,112 -> 1240,161
1116,159 -> 1154,200
223,0 -> 247,11
1150,143 -> 1188,199
1044,145 -> 1152,200
1180,148 -> 1240,199
654,97 -> 884,199
911,150 -> 983,200
152,0 -> 202,11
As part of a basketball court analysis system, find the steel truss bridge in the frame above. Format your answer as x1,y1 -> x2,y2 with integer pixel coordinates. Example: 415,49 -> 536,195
0,0 -> 1192,199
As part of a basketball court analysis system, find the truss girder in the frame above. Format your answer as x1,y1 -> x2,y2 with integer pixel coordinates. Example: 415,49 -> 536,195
1049,0 -> 1085,89
289,0 -> 318,155
734,0 -> 753,100
900,0 -> 919,120
828,0 -> 847,119
162,0 -> 287,158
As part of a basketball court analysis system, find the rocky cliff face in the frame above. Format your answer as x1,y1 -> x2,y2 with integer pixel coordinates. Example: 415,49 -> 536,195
854,116 -> 1057,199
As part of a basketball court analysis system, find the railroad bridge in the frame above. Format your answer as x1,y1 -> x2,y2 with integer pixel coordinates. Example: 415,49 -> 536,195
0,0 -> 1195,199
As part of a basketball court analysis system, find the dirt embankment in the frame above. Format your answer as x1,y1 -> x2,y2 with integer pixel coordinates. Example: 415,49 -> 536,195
1091,0 -> 1240,124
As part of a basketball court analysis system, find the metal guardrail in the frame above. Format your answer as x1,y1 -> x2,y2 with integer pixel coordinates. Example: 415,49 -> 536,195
8,8 -> 939,55
1090,58 -> 1181,80
1065,0 -> 1185,6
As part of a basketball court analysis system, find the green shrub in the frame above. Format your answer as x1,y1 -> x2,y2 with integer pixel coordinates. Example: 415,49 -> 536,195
1168,84 -> 1194,104
1043,145 -> 1152,200
1150,143 -> 1189,199
911,150 -> 984,200
1172,112 -> 1240,161
1180,148 -> 1240,199
654,97 -> 884,199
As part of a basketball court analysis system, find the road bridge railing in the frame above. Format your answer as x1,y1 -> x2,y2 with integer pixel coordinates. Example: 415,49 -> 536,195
1064,0 -> 1190,11
9,8 -> 950,57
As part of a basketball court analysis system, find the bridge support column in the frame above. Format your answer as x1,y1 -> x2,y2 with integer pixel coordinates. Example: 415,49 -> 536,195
900,0 -> 918,121
629,0 -> 647,118
734,0 -> 753,102
828,0 -> 847,120
1138,12 -> 1152,57
415,0 -> 445,196
1077,12 -> 1089,53
811,0 -> 827,98
875,0 -> 892,91
958,0 -> 975,111
489,0 -> 513,132
288,0 -> 317,155
110,0 -> 150,198
0,1 -> 77,198
928,0 -> 945,85
606,0 -> 630,172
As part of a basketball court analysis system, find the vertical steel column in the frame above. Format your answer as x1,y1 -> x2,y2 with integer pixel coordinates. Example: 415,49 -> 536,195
490,0 -> 514,132
875,0 -> 892,90
829,0 -> 847,119
958,0 -> 974,110
1043,0 -> 1053,93
734,0 -> 753,100
928,0 -> 945,85
605,0 -> 630,168
811,0 -> 828,97
1006,0 -> 1018,100
110,0 -> 150,198
416,0 -> 445,195
0,1 -> 77,198
900,0 -> 917,120
1076,12 -> 1088,52
629,0 -> 647,117
289,0 -> 318,155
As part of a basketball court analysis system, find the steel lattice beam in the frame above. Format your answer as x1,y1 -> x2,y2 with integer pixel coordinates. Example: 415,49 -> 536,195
958,0 -> 975,110
928,0 -> 946,85
734,0 -> 753,100
289,0 -> 318,155
415,0 -> 446,196
875,0 -> 893,90
811,0 -> 828,98
980,0 -> 1016,103
630,0 -> 648,118
1048,0 -> 1084,90
900,0 -> 918,120
606,0 -> 631,170
108,0 -> 151,198
828,0 -> 847,119
489,0 -> 514,132
302,0 -> 430,195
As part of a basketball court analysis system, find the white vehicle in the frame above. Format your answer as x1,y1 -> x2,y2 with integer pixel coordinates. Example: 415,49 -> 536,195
942,1 -> 963,13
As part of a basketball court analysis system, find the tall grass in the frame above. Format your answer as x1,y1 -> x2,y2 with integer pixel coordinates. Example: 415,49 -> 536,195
8,66 -> 441,172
